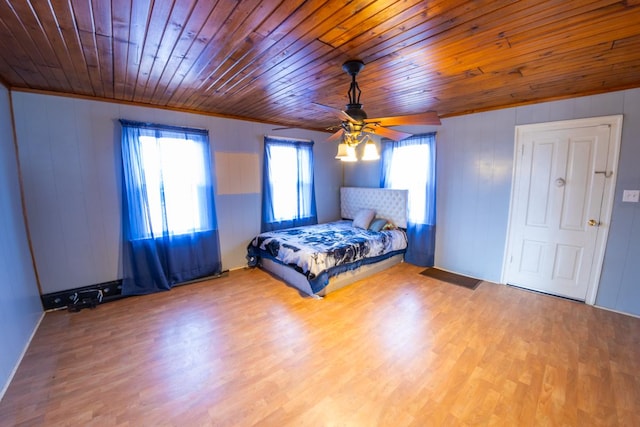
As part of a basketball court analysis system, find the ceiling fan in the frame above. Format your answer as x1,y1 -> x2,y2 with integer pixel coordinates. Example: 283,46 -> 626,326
316,60 -> 441,149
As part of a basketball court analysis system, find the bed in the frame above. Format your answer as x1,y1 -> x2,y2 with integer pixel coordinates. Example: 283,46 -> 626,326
246,187 -> 409,297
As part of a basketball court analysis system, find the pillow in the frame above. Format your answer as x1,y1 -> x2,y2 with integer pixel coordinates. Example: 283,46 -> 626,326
368,218 -> 388,232
352,209 -> 376,229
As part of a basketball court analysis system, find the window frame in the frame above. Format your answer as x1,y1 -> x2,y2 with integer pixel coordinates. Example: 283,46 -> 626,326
261,136 -> 317,232
120,120 -> 217,240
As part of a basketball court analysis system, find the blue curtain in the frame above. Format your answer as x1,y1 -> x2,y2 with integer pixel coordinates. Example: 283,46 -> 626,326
120,120 -> 222,295
380,133 -> 437,267
261,136 -> 317,232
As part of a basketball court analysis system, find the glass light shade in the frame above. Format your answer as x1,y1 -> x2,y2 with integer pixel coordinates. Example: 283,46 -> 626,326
344,145 -> 357,162
335,143 -> 349,159
361,140 -> 380,161
335,143 -> 357,162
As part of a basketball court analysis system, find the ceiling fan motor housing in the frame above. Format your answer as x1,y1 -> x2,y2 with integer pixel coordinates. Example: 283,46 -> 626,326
345,104 -> 367,121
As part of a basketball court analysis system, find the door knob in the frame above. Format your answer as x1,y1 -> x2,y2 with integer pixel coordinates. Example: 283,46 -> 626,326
588,219 -> 600,226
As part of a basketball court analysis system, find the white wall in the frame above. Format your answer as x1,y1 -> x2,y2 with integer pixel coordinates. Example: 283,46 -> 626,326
345,88 -> 640,317
0,86 -> 43,398
435,109 -> 518,282
12,92 -> 342,295
12,88 -> 640,316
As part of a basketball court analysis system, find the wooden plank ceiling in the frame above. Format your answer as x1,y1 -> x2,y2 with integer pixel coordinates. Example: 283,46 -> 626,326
0,0 -> 639,131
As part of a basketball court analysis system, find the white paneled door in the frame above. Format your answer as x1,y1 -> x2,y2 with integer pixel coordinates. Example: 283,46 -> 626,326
504,116 -> 622,302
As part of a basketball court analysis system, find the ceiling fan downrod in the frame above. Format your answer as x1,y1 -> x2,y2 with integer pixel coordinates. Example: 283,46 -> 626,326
342,60 -> 367,121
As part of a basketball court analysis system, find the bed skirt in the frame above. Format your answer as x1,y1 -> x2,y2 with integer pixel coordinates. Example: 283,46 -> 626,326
259,253 -> 404,297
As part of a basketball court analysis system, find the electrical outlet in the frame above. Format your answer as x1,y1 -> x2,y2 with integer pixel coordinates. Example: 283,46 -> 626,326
622,190 -> 640,203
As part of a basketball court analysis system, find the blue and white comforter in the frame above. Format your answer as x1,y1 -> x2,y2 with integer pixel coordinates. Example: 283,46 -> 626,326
247,220 -> 407,293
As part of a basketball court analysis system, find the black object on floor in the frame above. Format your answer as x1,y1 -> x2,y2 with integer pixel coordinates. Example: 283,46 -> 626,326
420,268 -> 481,290
67,289 -> 103,312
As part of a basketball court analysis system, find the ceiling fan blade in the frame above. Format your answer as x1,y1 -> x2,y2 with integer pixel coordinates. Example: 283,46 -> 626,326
364,111 -> 441,126
327,128 -> 345,142
312,102 -> 358,123
366,126 -> 413,141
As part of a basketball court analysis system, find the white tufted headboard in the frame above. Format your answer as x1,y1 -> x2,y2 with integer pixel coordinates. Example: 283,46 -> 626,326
340,187 -> 408,229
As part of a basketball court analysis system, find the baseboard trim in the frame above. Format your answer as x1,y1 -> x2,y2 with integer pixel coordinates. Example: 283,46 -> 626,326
0,310 -> 44,402
594,304 -> 640,319
175,270 -> 229,286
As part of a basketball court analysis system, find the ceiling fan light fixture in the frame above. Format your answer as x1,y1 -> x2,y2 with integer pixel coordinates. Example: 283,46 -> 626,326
327,59 -> 439,161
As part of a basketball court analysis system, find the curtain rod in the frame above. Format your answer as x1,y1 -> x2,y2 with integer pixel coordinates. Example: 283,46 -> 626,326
120,119 -> 208,135
264,134 -> 313,143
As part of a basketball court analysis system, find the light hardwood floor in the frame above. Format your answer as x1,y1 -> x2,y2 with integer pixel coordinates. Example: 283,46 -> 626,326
1,263 -> 639,426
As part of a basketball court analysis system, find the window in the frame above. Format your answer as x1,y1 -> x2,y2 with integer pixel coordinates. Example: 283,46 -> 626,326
380,133 -> 437,266
261,136 -> 317,231
120,121 -> 217,239
383,142 -> 432,223
138,135 -> 209,236
120,120 -> 222,295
